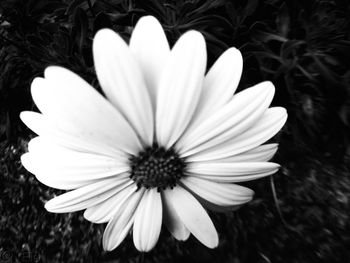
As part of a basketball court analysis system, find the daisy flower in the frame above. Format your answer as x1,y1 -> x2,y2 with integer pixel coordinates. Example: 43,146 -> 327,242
20,16 -> 287,252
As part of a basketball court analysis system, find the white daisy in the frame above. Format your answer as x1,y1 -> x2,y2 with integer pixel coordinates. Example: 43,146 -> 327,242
20,16 -> 287,252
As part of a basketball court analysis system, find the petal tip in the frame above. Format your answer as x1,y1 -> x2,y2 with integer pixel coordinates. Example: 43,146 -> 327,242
135,244 -> 155,253
82,210 -> 94,223
20,153 -> 30,167
137,15 -> 160,26
258,80 -> 275,94
227,47 -> 243,59
206,232 -> 219,249
44,200 -> 54,212
272,107 -> 288,125
182,30 -> 205,45
102,238 -> 116,252
102,237 -> 112,251
246,188 -> 255,197
94,28 -> 121,47
265,81 -> 275,94
19,111 -> 32,123
94,28 -> 116,38
31,77 -> 45,93
44,66 -> 67,79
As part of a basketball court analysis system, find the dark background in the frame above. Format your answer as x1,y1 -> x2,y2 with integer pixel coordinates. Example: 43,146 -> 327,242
1,0 -> 350,262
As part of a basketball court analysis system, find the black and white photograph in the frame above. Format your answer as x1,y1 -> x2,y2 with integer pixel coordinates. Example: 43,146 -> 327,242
0,0 -> 349,262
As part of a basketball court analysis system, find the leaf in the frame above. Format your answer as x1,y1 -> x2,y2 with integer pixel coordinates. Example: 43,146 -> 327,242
65,0 -> 86,15
297,65 -> 316,81
339,101 -> 350,127
30,1 -> 67,16
276,2 -> 290,37
243,0 -> 259,18
93,12 -> 112,34
73,7 -> 89,53
250,22 -> 288,43
136,0 -> 166,18
0,110 -> 8,139
280,40 -> 305,59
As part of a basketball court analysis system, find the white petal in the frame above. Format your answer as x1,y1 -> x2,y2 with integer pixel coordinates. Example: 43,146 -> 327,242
93,29 -> 154,145
188,162 -> 280,183
84,183 -> 138,223
30,67 -> 142,155
133,188 -> 162,252
190,47 -> 243,126
156,31 -> 206,148
183,192 -> 241,213
187,143 -> 278,163
188,162 -> 279,176
192,171 -> 279,183
103,188 -> 145,251
177,81 -> 275,155
129,16 -> 170,110
20,111 -> 122,158
181,177 -> 253,207
185,107 -> 287,160
44,177 -> 133,213
162,192 -> 190,241
21,137 -> 129,190
163,186 -> 218,248
21,152 -> 129,190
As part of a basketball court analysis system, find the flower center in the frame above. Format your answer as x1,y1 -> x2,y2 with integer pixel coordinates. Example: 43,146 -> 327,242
129,145 -> 186,191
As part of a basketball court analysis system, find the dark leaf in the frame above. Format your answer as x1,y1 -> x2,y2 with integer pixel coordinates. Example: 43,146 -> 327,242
276,2 -> 290,37
243,0 -> 259,18
73,7 -> 89,53
93,12 -> 112,33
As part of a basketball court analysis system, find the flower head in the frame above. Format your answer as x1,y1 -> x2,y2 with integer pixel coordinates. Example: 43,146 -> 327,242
20,16 -> 287,252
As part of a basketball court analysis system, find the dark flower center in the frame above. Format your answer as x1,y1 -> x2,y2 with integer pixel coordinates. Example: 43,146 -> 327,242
129,145 -> 186,191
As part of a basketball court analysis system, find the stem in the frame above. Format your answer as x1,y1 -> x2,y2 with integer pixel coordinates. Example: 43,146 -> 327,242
86,0 -> 95,17
270,176 -> 299,233
138,253 -> 145,263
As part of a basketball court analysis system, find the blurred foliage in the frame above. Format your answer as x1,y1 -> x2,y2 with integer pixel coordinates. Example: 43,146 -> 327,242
1,135 -> 350,262
1,0 -> 350,262
1,0 -> 350,157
